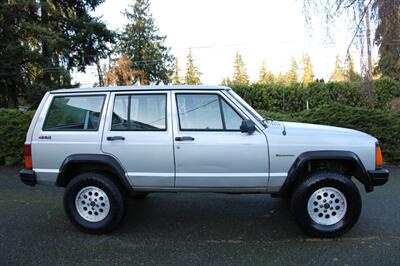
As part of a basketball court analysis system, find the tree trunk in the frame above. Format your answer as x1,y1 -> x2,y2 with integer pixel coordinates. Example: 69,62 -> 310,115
7,86 -> 18,108
95,58 -> 104,87
40,0 -> 51,86
365,6 -> 373,81
364,5 -> 375,105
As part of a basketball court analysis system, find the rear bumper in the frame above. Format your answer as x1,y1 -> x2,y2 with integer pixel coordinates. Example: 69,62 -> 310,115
19,168 -> 37,186
368,168 -> 389,187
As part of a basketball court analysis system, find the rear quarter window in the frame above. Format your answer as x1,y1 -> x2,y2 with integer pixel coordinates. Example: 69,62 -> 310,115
43,95 -> 105,131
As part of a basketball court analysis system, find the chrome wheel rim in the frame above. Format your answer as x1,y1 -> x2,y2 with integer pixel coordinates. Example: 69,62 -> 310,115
307,187 -> 347,226
75,186 -> 110,222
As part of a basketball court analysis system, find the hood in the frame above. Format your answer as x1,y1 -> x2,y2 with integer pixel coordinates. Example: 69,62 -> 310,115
265,121 -> 376,141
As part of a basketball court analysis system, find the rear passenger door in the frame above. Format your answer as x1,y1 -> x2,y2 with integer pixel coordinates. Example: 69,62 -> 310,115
172,91 -> 269,188
101,91 -> 175,187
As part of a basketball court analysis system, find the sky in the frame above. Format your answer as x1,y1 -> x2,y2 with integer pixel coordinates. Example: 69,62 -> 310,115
73,0 -> 368,87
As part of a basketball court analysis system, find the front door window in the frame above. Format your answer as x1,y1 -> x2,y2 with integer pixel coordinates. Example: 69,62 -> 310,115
176,93 -> 243,131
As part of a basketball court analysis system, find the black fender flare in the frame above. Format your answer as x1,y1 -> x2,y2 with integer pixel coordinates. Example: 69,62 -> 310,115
279,150 -> 373,196
56,154 -> 131,190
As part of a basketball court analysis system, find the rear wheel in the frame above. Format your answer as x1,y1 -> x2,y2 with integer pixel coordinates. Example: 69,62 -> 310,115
64,172 -> 126,234
291,171 -> 361,237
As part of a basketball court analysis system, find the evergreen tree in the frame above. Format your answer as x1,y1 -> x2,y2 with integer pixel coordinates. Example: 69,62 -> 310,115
119,0 -> 174,85
374,0 -> 400,79
184,49 -> 202,85
0,2 -> 34,107
221,77 -> 232,86
330,55 -> 346,82
285,57 -> 298,84
301,54 -> 314,84
171,58 -> 181,85
276,72 -> 286,85
232,52 -> 249,85
258,60 -> 275,84
344,54 -> 361,81
0,0 -> 115,107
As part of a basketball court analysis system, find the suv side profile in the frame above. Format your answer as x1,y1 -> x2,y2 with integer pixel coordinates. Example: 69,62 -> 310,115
19,85 -> 389,237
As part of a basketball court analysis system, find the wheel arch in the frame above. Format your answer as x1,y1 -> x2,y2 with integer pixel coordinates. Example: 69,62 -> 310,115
279,150 -> 373,197
56,154 -> 132,192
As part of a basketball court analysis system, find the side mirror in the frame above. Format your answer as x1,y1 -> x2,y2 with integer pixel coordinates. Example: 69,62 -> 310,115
240,119 -> 256,134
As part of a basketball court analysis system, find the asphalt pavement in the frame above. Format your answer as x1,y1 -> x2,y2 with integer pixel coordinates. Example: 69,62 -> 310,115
0,166 -> 399,265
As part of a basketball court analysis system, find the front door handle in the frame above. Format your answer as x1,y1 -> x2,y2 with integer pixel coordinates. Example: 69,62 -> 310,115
175,136 -> 195,141
107,136 -> 125,141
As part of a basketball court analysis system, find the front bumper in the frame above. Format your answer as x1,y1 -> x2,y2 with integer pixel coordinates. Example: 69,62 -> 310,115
368,168 -> 389,187
19,168 -> 37,186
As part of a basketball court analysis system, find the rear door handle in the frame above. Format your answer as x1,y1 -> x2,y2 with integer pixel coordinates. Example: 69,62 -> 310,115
107,136 -> 125,141
175,136 -> 195,141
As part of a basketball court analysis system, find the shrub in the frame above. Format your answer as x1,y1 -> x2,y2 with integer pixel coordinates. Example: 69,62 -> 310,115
257,104 -> 400,162
0,109 -> 34,166
232,78 -> 400,113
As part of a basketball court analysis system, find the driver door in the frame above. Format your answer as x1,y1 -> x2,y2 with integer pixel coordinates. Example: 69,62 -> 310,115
172,90 -> 269,188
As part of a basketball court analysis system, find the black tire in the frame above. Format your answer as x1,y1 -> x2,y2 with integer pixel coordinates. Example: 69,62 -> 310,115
290,171 -> 362,238
63,172 -> 126,234
129,192 -> 149,200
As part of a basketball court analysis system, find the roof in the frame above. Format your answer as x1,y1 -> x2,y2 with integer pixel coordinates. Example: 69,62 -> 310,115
51,85 -> 231,94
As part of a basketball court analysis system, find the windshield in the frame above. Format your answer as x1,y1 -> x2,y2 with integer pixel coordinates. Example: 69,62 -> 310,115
226,90 -> 267,128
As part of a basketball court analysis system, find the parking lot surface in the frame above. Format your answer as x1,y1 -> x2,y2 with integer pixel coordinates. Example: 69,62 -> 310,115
0,166 -> 399,265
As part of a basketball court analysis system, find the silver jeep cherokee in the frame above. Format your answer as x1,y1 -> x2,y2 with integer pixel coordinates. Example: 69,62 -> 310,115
19,85 -> 389,237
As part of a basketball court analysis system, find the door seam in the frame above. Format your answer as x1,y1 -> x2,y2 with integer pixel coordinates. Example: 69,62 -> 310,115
170,91 -> 177,187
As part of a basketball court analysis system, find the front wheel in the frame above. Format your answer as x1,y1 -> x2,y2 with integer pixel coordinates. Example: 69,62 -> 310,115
291,171 -> 362,238
64,172 -> 126,234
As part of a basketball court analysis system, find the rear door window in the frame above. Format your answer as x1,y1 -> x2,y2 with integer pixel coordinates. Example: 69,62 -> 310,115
111,94 -> 167,131
43,95 -> 105,131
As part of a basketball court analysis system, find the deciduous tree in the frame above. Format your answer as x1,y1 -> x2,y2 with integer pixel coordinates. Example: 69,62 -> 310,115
302,0 -> 400,97
104,54 -> 143,86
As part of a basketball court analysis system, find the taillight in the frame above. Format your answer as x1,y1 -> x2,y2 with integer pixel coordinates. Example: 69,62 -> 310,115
375,143 -> 383,168
24,144 -> 32,169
